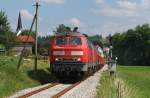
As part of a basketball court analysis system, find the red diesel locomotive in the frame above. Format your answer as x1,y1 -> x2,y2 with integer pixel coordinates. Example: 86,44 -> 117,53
49,32 -> 105,77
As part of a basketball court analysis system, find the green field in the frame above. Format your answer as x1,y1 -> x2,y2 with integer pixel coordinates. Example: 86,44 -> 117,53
97,66 -> 150,98
0,56 -> 50,98
118,66 -> 150,98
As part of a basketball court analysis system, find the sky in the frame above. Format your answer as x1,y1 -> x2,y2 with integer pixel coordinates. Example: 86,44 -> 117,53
1,0 -> 150,37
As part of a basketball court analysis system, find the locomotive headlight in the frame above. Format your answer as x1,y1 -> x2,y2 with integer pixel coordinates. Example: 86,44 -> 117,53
55,58 -> 59,61
71,51 -> 83,55
55,58 -> 62,61
77,58 -> 81,61
53,51 -> 65,55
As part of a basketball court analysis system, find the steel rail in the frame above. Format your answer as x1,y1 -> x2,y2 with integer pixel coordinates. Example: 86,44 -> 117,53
51,81 -> 81,98
17,83 -> 58,98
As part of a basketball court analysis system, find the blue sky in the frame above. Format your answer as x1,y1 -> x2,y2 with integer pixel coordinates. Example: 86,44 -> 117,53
1,0 -> 150,36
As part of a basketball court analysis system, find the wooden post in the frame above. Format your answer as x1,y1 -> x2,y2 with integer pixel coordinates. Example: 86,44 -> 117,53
17,2 -> 39,70
33,2 -> 40,71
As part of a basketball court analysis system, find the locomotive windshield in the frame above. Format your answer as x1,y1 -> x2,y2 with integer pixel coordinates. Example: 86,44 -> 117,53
55,36 -> 82,45
69,37 -> 82,45
56,37 -> 67,45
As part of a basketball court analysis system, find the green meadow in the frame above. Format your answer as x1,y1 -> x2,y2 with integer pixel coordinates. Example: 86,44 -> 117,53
0,56 -> 50,98
118,66 -> 150,98
97,66 -> 150,98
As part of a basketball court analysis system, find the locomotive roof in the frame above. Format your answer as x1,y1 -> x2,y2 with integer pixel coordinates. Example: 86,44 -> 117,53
54,32 -> 84,37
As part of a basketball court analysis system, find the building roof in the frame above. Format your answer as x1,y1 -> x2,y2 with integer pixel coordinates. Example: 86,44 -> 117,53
16,35 -> 35,43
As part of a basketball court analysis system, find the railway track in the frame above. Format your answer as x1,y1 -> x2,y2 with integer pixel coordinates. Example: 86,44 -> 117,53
16,79 -> 83,98
10,65 -> 107,98
51,81 -> 81,98
9,67 -> 105,98
17,83 -> 58,98
13,66 -> 103,98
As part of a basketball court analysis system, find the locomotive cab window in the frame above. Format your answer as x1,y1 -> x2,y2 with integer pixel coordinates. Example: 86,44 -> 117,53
56,37 -> 67,45
69,37 -> 82,45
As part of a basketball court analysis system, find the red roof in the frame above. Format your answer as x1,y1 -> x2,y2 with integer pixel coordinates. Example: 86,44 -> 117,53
16,35 -> 35,43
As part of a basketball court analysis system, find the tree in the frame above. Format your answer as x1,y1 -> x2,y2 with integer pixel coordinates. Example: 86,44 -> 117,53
0,11 -> 15,51
54,24 -> 72,34
88,35 -> 104,48
38,36 -> 51,55
134,24 -> 150,65
112,24 -> 150,66
112,33 -> 126,64
0,11 -> 10,33
0,11 -> 10,44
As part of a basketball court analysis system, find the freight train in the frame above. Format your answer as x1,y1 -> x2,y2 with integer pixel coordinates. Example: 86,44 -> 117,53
49,32 -> 105,77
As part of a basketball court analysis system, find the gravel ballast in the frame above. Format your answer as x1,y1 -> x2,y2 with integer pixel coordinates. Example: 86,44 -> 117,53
29,84 -> 71,98
61,65 -> 107,98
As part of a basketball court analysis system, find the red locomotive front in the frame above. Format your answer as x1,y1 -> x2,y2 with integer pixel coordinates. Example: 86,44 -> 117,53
49,33 -> 89,77
49,32 -> 105,77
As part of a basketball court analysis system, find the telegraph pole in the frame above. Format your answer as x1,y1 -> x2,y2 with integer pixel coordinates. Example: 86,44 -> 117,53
109,34 -> 113,58
33,2 -> 40,71
16,2 -> 40,70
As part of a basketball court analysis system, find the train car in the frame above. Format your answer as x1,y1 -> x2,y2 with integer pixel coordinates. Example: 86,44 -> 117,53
96,45 -> 105,67
49,32 -> 105,77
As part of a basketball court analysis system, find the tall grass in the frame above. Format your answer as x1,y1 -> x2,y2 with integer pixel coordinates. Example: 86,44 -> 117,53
114,78 -> 137,98
96,72 -> 117,98
0,56 -> 49,98
96,70 -> 138,98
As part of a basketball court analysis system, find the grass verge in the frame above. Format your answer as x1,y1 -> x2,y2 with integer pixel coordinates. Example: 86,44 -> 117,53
96,71 -> 117,98
118,66 -> 150,98
0,56 -> 50,98
97,66 -> 150,98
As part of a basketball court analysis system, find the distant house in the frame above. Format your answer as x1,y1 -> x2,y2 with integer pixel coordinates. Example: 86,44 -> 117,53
11,35 -> 35,55
16,35 -> 35,43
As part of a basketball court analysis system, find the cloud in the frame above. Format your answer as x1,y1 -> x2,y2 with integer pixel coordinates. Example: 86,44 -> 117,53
35,0 -> 65,4
96,0 -> 104,4
68,18 -> 84,27
99,22 -> 126,35
80,21 -> 137,37
61,17 -> 86,33
141,0 -> 150,9
92,0 -> 150,17
79,23 -> 121,36
20,9 -> 34,20
117,0 -> 138,10
93,7 -> 138,17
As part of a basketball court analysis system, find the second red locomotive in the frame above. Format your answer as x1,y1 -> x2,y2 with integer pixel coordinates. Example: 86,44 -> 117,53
49,32 -> 105,77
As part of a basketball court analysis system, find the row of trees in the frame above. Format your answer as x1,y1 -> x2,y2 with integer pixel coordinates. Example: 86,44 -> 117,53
112,24 -> 150,65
